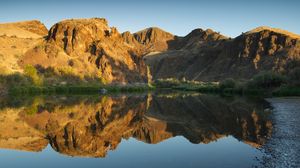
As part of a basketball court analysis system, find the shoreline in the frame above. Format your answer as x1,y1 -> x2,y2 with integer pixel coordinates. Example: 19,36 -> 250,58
6,84 -> 154,95
259,98 -> 300,167
3,84 -> 300,97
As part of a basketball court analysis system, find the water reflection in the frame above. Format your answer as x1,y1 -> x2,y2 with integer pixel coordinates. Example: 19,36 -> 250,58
0,93 -> 272,158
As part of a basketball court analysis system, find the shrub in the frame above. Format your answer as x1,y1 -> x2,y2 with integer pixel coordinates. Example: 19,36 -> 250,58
99,77 -> 107,85
219,78 -> 236,90
24,65 -> 43,86
55,66 -> 76,76
0,73 -> 30,86
248,71 -> 287,89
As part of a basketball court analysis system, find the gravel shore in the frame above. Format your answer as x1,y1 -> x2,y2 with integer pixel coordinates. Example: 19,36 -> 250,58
259,98 -> 300,168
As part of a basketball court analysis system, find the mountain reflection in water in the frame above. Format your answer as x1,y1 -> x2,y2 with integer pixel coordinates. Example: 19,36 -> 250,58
0,93 -> 272,158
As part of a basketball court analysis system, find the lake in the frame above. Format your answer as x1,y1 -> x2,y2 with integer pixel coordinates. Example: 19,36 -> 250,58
0,92 -> 296,168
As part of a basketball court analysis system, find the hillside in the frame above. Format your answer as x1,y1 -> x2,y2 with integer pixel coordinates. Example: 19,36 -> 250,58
1,18 -> 300,91
0,20 -> 47,38
18,18 -> 148,84
246,26 -> 300,39
144,27 -> 300,81
0,20 -> 47,75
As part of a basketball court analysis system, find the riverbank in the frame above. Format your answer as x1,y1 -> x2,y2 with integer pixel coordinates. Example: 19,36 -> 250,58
7,84 -> 154,95
260,98 -> 300,167
154,76 -> 300,97
4,81 -> 300,97
173,83 -> 300,97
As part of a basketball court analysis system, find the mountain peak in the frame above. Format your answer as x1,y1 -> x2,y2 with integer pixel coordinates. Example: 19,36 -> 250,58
134,27 -> 172,34
245,26 -> 300,39
57,18 -> 108,25
132,27 -> 175,52
133,27 -> 174,42
47,18 -> 113,55
171,28 -> 228,50
188,28 -> 222,36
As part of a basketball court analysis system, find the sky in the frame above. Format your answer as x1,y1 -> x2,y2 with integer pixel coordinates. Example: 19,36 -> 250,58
0,0 -> 299,37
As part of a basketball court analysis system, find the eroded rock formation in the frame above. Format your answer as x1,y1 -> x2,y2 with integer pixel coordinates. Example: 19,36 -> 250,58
19,18 -> 148,83
1,18 -> 299,83
145,27 -> 300,81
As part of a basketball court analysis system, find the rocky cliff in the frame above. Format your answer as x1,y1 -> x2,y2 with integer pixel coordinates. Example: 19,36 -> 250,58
133,27 -> 175,52
145,27 -> 300,81
121,27 -> 176,56
18,18 -> 148,84
1,18 -> 300,84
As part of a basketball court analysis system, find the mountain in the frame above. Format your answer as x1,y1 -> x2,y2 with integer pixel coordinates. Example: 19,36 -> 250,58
172,28 -> 228,50
1,18 -> 300,85
122,27 -> 175,56
133,27 -> 175,51
19,18 -> 148,84
145,27 -> 300,81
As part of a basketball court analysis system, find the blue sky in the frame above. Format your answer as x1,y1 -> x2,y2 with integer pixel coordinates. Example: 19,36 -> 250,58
0,0 -> 299,37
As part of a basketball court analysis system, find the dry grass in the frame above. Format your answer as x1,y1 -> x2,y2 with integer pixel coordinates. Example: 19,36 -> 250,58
247,26 -> 300,39
0,24 -> 42,39
0,36 -> 43,74
0,21 -> 47,74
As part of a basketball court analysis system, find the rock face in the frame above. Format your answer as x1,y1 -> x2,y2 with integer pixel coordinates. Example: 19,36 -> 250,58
1,18 -> 300,83
145,27 -> 300,81
133,27 -> 175,52
20,18 -> 148,83
47,18 -> 110,55
121,27 -> 176,56
231,28 -> 300,72
173,28 -> 228,50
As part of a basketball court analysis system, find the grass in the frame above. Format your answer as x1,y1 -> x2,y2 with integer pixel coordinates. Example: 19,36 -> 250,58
1,64 -> 154,95
154,72 -> 300,97
1,65 -> 299,97
173,83 -> 220,93
171,83 -> 266,96
8,84 -> 154,95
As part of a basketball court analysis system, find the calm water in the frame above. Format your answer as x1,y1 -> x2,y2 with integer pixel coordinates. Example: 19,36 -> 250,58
0,92 -> 273,168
